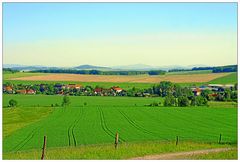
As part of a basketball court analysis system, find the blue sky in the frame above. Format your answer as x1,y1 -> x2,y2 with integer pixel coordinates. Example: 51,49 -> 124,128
3,3 -> 237,67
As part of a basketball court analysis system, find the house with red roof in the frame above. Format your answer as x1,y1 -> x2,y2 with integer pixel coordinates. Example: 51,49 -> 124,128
94,88 -> 102,94
16,89 -> 27,94
26,89 -> 36,94
3,85 -> 13,93
112,87 -> 123,93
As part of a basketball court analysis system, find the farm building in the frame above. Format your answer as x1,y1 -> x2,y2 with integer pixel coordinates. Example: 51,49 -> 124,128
54,83 -> 65,89
112,87 -> 123,93
207,84 -> 234,91
192,88 -> 201,96
3,85 -> 13,93
65,84 -> 82,89
94,88 -> 102,94
15,89 -> 36,94
16,90 -> 27,94
26,89 -> 36,94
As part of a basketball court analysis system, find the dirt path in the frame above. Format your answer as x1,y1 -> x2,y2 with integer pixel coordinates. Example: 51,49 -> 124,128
130,147 -> 234,160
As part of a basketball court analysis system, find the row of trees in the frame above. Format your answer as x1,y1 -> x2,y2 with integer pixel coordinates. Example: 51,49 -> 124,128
3,68 -> 19,74
164,94 -> 208,107
168,65 -> 237,73
31,69 -> 166,75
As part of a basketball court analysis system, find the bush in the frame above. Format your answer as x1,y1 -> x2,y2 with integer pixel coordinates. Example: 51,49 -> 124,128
164,94 -> 176,107
191,96 -> 208,106
178,96 -> 189,107
149,102 -> 160,107
62,95 -> 71,107
9,99 -> 18,107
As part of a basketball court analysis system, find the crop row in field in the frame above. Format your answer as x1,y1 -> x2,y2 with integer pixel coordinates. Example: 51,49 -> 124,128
3,95 -> 237,153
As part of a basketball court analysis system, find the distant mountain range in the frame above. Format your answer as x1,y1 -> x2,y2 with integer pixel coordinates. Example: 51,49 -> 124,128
3,64 -> 60,71
3,64 -> 213,71
74,64 -> 111,70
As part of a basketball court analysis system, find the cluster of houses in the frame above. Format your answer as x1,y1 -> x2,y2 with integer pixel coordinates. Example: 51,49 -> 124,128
3,83 -> 124,96
3,83 -> 235,97
191,84 -> 235,96
3,85 -> 38,94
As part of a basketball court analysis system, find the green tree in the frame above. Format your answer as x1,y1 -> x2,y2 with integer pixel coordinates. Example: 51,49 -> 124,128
178,96 -> 189,107
9,99 -> 18,107
201,89 -> 212,101
164,94 -> 176,107
159,81 -> 174,97
216,93 -> 224,101
62,95 -> 71,107
234,83 -> 237,90
223,89 -> 231,101
191,96 -> 208,106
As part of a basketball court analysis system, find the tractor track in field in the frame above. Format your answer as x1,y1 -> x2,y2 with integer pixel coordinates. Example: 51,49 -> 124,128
160,110 -> 221,139
138,109 -> 180,133
98,107 -> 125,142
72,107 -> 84,146
118,110 -> 166,140
11,109 -> 64,152
67,107 -> 83,147
11,126 -> 41,152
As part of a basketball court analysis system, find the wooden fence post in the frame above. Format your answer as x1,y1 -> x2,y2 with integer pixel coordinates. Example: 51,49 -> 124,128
41,136 -> 47,160
115,132 -> 119,149
218,134 -> 222,144
176,136 -> 179,146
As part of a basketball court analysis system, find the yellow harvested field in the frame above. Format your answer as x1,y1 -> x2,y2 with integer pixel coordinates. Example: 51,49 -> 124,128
10,73 -> 230,83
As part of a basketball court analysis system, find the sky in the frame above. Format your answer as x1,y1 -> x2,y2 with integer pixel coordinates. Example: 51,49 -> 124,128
3,3 -> 237,67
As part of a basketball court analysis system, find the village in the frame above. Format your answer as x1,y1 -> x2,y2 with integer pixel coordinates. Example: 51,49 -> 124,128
3,83 -> 125,96
3,82 -> 236,99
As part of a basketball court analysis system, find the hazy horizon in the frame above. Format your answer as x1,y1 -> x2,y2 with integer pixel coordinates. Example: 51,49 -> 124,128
3,3 -> 237,67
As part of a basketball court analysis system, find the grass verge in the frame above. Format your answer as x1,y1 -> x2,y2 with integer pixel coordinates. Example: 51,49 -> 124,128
3,141 -> 236,160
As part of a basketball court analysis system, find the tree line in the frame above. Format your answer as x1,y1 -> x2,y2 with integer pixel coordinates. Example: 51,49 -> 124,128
30,69 -> 166,75
168,65 -> 237,73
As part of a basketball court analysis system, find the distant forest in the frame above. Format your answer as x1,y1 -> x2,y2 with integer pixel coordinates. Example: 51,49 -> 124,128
169,65 -> 237,73
3,65 -> 237,75
29,69 -> 166,75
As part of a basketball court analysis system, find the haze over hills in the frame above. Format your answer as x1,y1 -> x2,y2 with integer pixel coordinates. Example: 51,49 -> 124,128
3,64 -> 227,71
74,65 -> 111,70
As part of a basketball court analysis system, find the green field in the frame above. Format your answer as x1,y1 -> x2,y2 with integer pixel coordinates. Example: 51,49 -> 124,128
208,72 -> 237,84
2,71 -> 238,159
3,72 -> 49,80
3,95 -> 237,154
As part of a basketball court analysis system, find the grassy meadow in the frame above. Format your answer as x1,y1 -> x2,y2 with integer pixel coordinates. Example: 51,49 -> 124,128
3,141 -> 236,160
208,72 -> 237,84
